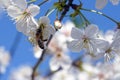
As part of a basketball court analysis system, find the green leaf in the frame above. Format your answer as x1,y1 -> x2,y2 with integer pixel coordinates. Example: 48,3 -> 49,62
54,2 -> 65,11
70,11 -> 79,17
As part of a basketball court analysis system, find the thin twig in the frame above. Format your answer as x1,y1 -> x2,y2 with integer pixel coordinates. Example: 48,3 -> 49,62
81,8 -> 119,24
31,35 -> 53,80
38,0 -> 49,6
32,49 -> 47,80
79,11 -> 90,26
28,0 -> 36,4
59,0 -> 73,21
45,7 -> 56,16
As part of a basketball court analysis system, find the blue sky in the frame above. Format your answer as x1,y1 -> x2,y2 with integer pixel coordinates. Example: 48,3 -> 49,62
0,0 -> 120,80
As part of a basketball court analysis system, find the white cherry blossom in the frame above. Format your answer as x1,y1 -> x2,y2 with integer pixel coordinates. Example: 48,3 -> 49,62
49,53 -> 72,71
0,47 -> 10,74
113,29 -> 120,40
47,21 -> 77,71
51,67 -> 79,80
95,0 -> 120,9
59,21 -> 75,41
104,30 -> 114,43
110,0 -> 120,5
101,29 -> 120,61
38,16 -> 55,40
48,30 -> 72,71
7,0 -> 40,36
9,65 -> 33,80
97,30 -> 114,44
67,24 -> 107,56
95,0 -> 108,10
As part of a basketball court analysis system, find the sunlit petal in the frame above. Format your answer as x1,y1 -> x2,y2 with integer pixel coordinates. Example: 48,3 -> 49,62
67,40 -> 83,52
85,24 -> 98,38
27,4 -> 40,17
12,0 -> 27,10
7,6 -> 22,18
49,57 -> 60,71
38,16 -> 50,25
71,27 -> 83,39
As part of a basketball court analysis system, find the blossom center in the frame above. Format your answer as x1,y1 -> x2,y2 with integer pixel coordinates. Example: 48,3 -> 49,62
23,9 -> 31,16
105,48 -> 112,53
56,53 -> 62,58
82,35 -> 89,43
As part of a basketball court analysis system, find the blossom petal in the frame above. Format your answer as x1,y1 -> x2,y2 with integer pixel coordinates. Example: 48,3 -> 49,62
48,25 -> 55,35
113,29 -> 120,40
0,0 -> 12,8
39,16 -> 50,25
7,6 -> 22,18
49,57 -> 60,71
104,30 -> 114,43
71,27 -> 83,39
28,4 -> 40,17
89,41 -> 98,55
42,26 -> 51,40
92,39 -> 110,51
67,40 -> 83,52
16,16 -> 28,35
27,17 -> 39,37
95,0 -> 108,9
28,16 -> 38,28
42,25 -> 55,40
85,24 -> 98,38
60,55 -> 72,69
112,38 -> 120,49
12,0 -> 27,10
110,0 -> 120,5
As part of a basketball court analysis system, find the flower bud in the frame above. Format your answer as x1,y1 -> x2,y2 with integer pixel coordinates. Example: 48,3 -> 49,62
54,19 -> 62,29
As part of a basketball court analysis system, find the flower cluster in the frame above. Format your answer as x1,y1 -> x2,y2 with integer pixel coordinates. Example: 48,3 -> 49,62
0,0 -> 40,37
0,0 -> 120,80
67,24 -> 120,61
50,60 -> 120,80
33,21 -> 74,71
9,65 -> 33,80
1,0 -> 56,49
11,60 -> 120,80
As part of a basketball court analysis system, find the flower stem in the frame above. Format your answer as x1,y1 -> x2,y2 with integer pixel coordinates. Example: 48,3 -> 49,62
59,0 -> 73,21
45,7 -> 56,16
78,11 -> 90,26
38,0 -> 49,6
28,0 -> 36,4
81,8 -> 119,24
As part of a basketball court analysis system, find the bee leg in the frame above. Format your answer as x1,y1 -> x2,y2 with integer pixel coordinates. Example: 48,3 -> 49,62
38,39 -> 44,49
42,39 -> 48,41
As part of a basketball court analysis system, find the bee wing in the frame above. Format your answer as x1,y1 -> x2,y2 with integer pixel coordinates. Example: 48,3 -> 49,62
43,25 -> 55,40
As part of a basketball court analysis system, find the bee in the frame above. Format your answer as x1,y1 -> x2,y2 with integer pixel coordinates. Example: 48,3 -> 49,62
36,24 -> 48,49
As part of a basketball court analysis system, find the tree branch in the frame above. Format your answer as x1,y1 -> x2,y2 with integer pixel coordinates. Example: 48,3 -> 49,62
31,35 -> 53,80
